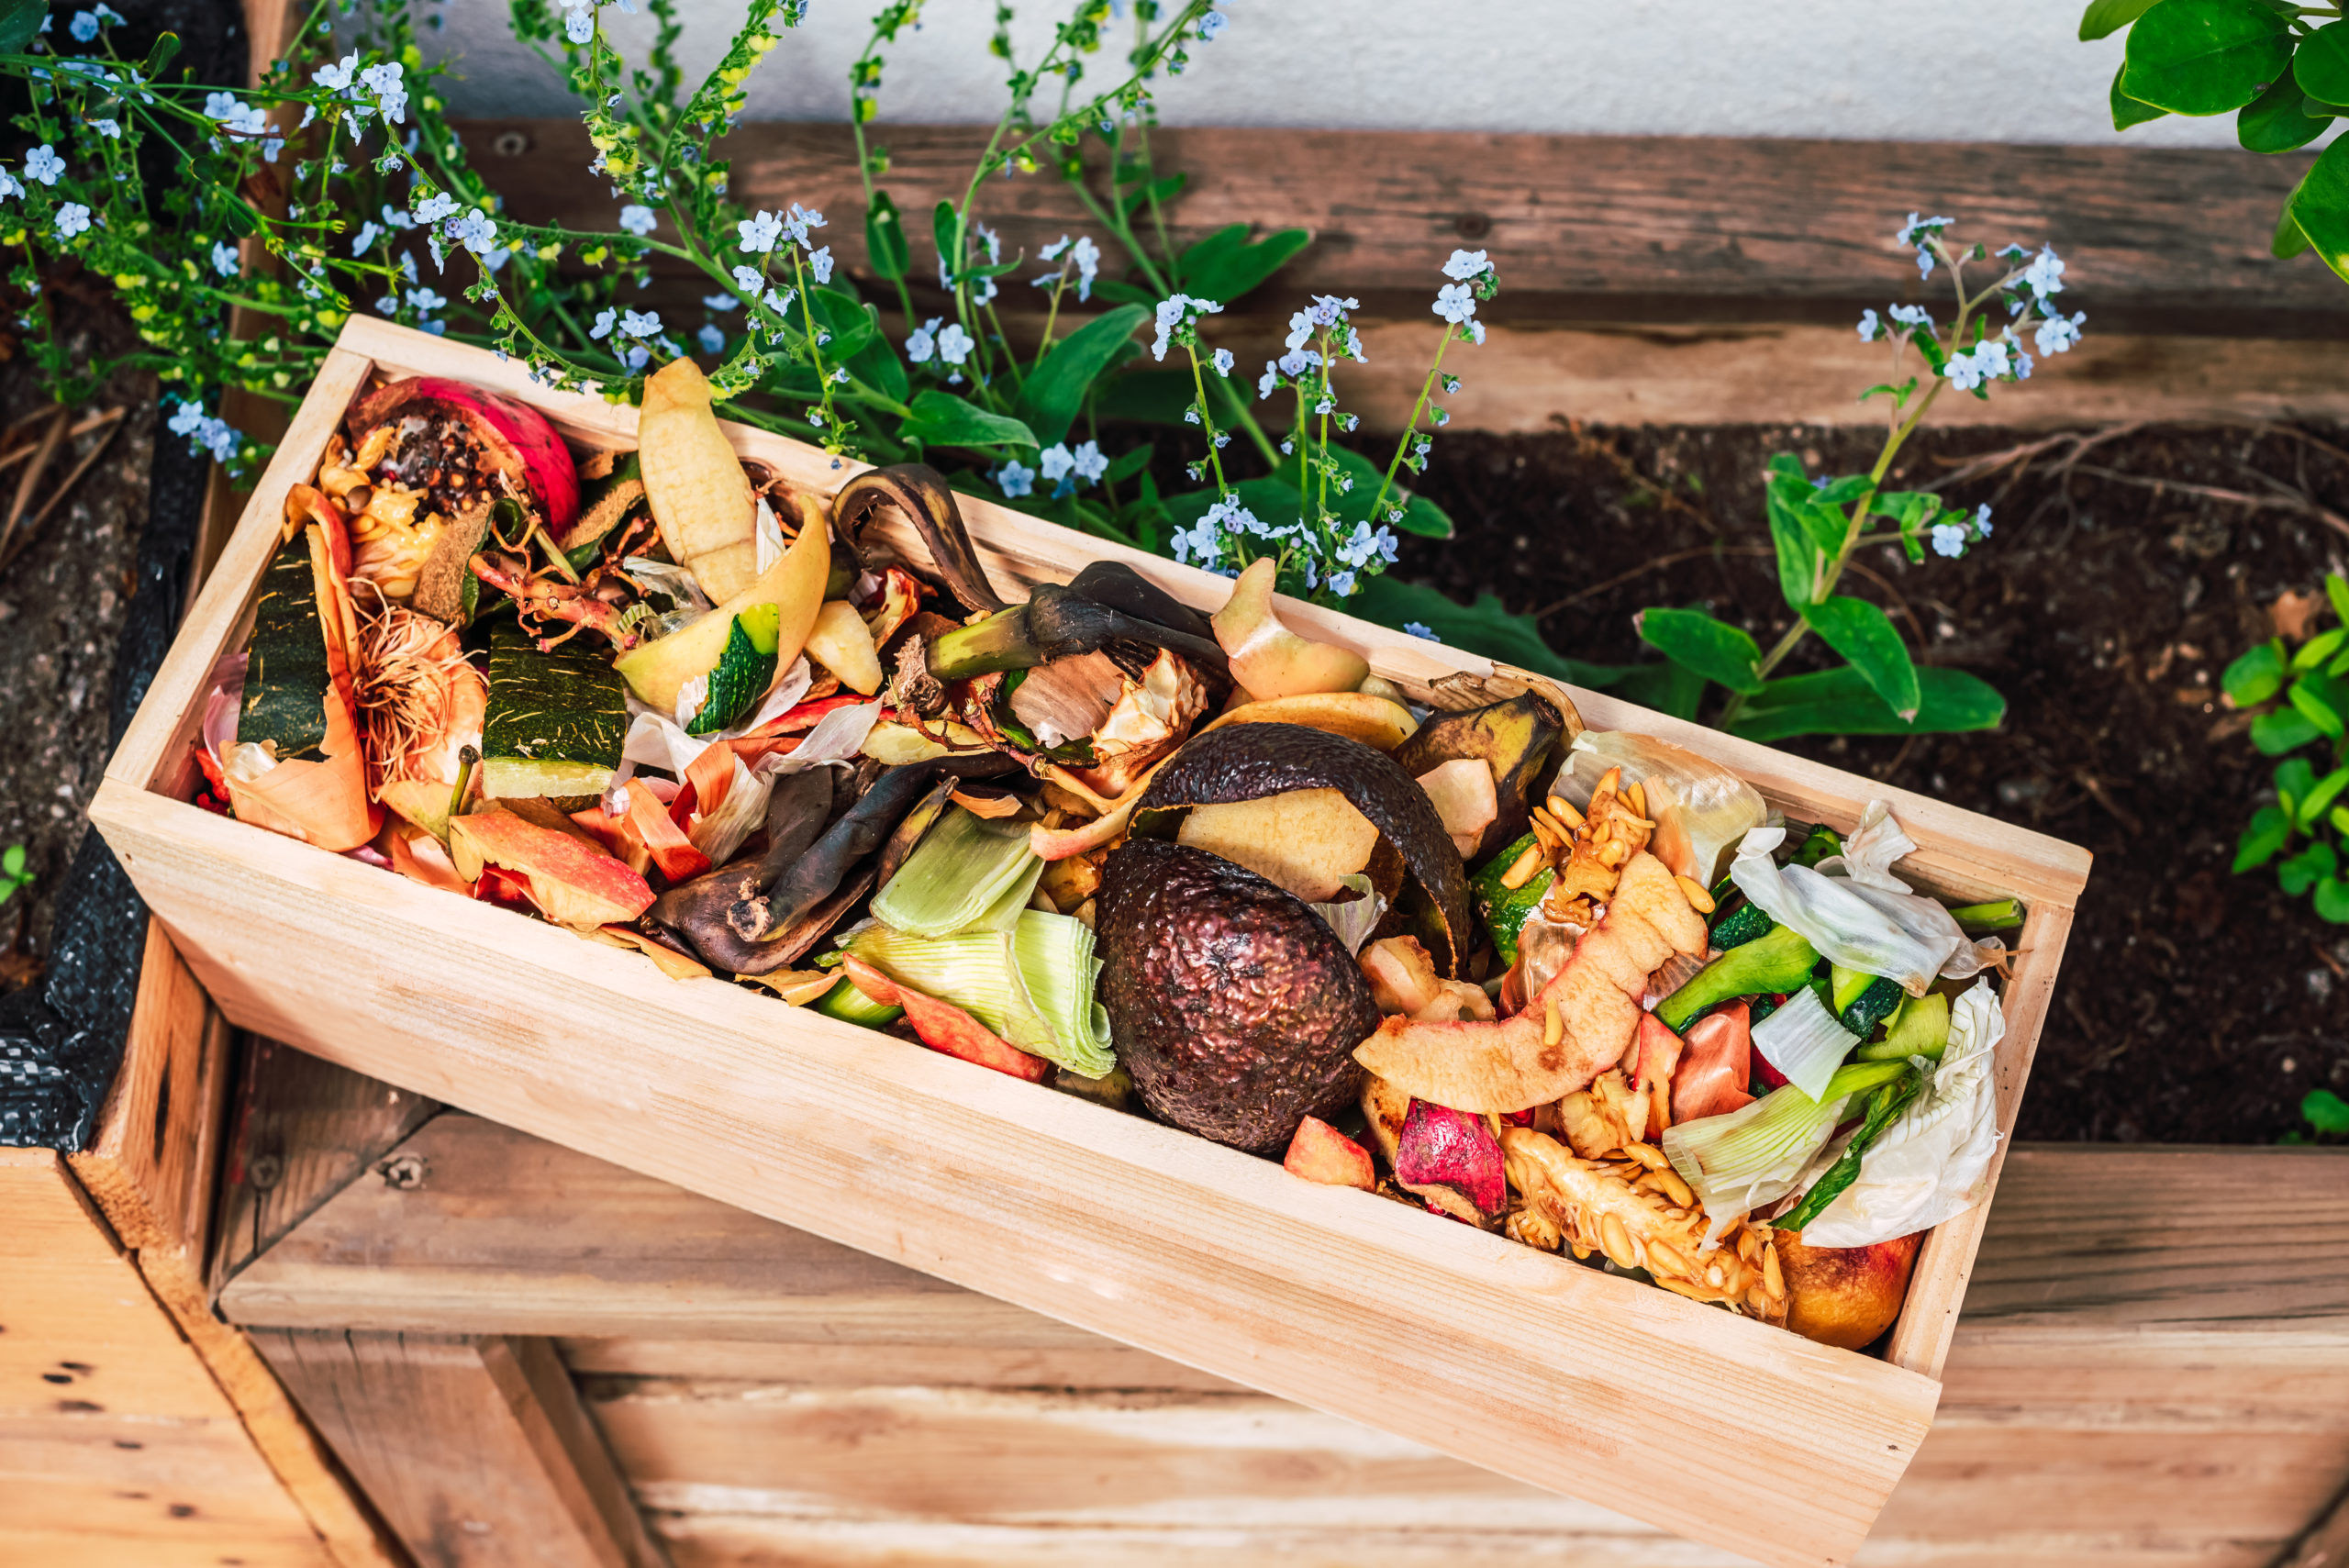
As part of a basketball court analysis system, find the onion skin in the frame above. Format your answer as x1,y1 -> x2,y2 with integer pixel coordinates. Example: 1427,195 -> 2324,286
345,376 -> 582,535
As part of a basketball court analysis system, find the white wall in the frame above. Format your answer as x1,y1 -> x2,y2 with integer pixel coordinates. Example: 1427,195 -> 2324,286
419,0 -> 2245,148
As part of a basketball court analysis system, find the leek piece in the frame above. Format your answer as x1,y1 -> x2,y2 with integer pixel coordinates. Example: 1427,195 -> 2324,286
1774,1069 -> 1924,1231
1749,985 -> 1860,1102
845,909 -> 1115,1077
1947,896 -> 2025,933
1662,1059 -> 1907,1244
872,805 -> 1044,938
811,977 -> 902,1029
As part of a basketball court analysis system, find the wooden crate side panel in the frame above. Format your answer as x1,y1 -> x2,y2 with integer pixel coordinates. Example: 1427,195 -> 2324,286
99,782 -> 1936,1568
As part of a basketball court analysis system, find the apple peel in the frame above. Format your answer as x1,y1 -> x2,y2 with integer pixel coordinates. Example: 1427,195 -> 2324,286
1283,1115 -> 1377,1191
448,804 -> 656,930
1211,557 -> 1370,698
841,956 -> 1052,1082
1353,851 -> 1705,1113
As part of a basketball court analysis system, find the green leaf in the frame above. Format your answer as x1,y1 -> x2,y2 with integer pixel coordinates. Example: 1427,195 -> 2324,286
2254,705 -> 2324,753
2305,1087 -> 2349,1133
1348,575 -> 1625,688
1800,596 -> 1921,721
0,843 -> 22,879
2240,72 -> 2330,151
865,191 -> 910,283
2296,628 -> 2348,672
2082,0 -> 2165,39
1636,608 -> 1764,693
2131,75 -> 2180,140
2278,839 -> 2338,895
898,390 -> 1037,452
2330,571 -> 2349,626
2234,803 -> 2294,871
2298,19 -> 2349,106
845,329 -> 908,404
2121,0 -> 2291,115
2277,755 -> 2320,813
2336,804 -> 2349,837
2223,639 -> 2288,705
2301,766 -> 2349,828
2277,190 -> 2315,260
2287,128 -> 2349,284
0,0 -> 41,54
2289,670 -> 2348,739
1724,666 -> 2006,742
1013,305 -> 1147,447
931,200 -> 960,281
2319,876 -> 2349,922
1119,171 -> 1186,219
1175,225 -> 1311,305
1762,473 -> 1822,610
143,29 -> 182,77
804,287 -> 876,361
1102,442 -> 1153,485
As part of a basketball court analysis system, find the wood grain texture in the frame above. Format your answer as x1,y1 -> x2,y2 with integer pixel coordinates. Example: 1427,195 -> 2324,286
458,120 -> 2332,334
212,1035 -> 441,1296
66,917 -> 230,1257
0,1148 -> 333,1566
89,322 -> 2098,1568
252,1330 -> 668,1568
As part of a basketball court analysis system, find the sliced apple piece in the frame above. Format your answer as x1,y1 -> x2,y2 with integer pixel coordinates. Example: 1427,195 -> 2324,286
448,804 -> 656,930
1631,1012 -> 1684,1141
615,506 -> 829,715
1361,936 -> 1442,1017
841,956 -> 1052,1083
1210,557 -> 1369,699
805,597 -> 883,695
1352,851 -> 1704,1114
1283,1115 -> 1376,1190
1175,787 -> 1378,904
1415,757 -> 1497,859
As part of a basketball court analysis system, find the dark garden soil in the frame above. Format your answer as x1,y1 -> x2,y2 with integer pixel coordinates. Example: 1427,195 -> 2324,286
0,302 -> 158,989
1397,421 -> 2349,1147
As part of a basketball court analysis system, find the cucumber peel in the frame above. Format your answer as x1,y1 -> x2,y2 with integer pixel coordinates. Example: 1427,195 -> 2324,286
1855,990 -> 1951,1062
685,611 -> 781,737
1656,922 -> 1821,1032
1470,831 -> 1553,969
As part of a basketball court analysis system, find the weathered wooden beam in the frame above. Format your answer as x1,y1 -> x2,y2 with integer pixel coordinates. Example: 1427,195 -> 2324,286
250,1330 -> 669,1568
458,119 -> 2332,336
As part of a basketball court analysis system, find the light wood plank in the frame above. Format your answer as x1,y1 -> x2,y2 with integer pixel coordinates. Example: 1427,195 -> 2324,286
0,1149 -> 334,1565
254,1329 -> 668,1568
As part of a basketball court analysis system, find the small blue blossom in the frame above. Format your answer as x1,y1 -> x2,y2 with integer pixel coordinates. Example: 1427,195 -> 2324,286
0,171 -> 21,202
1857,307 -> 1880,342
2033,309 -> 2084,356
565,6 -> 596,43
935,322 -> 974,366
406,286 -> 446,312
1404,622 -> 1437,640
1973,504 -> 1993,537
697,323 -> 725,354
703,292 -> 740,312
731,263 -> 763,296
738,209 -> 783,254
1888,303 -> 1932,331
69,12 -> 100,42
1039,444 -> 1074,485
313,53 -> 357,93
54,203 -> 91,240
1256,361 -> 1279,400
1151,293 -> 1223,361
1197,8 -> 1227,40
1071,439 -> 1107,484
590,306 -> 618,339
1211,347 -> 1234,377
1169,517 -> 1221,566
996,460 -> 1035,499
806,245 -> 834,285
210,241 -> 240,278
1442,249 -> 1488,282
1432,282 -> 1476,326
619,308 -> 662,338
25,146 -> 63,185
412,190 -> 457,226
351,219 -> 382,255
618,204 -> 657,237
90,118 -> 119,139
1931,523 -> 1967,558
782,202 -> 825,247
447,210 -> 497,255
1326,571 -> 1357,597
2021,245 -> 2065,302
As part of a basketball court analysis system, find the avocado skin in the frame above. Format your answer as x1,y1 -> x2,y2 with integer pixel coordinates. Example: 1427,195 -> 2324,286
1097,838 -> 1381,1155
1131,722 -> 1474,977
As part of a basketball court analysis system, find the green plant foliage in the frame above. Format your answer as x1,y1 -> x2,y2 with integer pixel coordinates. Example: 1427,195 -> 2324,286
2221,573 -> 2349,924
2119,0 -> 2293,117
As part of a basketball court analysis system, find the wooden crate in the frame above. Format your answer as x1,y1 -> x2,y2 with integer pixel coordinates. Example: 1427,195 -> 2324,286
88,317 -> 2091,1568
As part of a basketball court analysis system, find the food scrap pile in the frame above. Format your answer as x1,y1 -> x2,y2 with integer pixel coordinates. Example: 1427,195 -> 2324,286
198,367 -> 2022,1351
